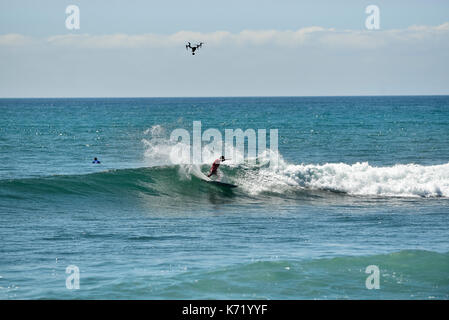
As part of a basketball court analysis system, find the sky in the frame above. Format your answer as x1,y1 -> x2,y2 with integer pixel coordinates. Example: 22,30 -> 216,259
0,0 -> 448,97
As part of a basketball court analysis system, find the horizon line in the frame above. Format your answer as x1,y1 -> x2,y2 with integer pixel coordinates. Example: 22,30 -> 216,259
1,94 -> 449,99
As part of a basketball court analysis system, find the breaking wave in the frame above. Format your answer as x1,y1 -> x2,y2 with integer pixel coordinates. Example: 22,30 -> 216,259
1,125 -> 448,200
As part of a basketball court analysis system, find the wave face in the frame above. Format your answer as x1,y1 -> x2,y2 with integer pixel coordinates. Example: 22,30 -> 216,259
109,125 -> 449,199
2,159 -> 449,202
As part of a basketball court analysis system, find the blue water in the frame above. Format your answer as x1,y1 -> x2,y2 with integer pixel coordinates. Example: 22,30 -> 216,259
1,96 -> 448,299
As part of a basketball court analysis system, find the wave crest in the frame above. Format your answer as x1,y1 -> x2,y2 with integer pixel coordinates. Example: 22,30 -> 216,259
239,160 -> 449,197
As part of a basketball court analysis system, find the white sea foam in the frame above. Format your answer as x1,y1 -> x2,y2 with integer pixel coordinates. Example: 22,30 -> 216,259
238,156 -> 449,198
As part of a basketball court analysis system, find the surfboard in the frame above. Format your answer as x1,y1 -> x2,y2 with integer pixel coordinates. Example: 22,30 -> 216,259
198,169 -> 237,188
205,180 -> 238,188
206,181 -> 237,188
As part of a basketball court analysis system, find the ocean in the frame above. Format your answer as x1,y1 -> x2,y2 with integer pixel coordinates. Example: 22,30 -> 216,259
0,96 -> 448,299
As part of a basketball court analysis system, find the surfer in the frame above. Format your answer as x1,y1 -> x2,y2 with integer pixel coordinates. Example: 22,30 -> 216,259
207,156 -> 225,177
92,157 -> 101,164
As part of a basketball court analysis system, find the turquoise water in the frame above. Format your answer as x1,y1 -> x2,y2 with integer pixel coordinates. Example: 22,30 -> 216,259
0,96 -> 448,299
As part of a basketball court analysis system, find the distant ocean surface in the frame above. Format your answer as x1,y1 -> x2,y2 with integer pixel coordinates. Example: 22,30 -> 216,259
1,96 -> 448,299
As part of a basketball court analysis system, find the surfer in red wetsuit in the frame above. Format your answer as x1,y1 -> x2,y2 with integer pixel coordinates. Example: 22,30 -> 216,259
207,156 -> 226,177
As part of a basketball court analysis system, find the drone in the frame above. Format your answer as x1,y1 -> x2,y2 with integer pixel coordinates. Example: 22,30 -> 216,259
186,42 -> 204,55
